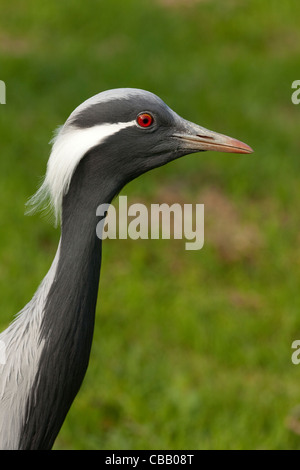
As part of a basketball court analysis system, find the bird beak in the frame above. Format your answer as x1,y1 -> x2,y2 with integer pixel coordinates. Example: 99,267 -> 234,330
174,120 -> 253,154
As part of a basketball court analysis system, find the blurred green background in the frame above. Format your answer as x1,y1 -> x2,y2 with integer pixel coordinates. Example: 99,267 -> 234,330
0,0 -> 300,450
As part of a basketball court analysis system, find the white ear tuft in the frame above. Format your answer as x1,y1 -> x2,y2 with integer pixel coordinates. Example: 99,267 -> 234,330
26,120 -> 136,225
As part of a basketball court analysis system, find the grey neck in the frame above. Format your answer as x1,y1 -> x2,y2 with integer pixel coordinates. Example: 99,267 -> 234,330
19,148 -> 117,449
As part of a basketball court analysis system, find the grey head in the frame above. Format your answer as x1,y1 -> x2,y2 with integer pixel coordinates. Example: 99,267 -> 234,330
69,87 -> 253,174
29,88 -> 253,223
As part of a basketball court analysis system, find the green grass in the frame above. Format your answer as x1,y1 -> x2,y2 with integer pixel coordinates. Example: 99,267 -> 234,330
1,0 -> 300,450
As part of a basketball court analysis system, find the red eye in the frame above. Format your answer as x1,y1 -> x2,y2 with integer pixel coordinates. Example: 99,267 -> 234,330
137,113 -> 154,128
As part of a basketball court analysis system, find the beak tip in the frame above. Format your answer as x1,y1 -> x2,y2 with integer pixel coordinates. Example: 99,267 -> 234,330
236,145 -> 254,155
227,138 -> 254,155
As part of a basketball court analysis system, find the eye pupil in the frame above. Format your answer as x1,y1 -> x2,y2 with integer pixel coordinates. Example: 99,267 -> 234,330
137,113 -> 154,128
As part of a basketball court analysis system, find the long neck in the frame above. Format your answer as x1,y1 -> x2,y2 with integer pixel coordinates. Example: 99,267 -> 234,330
17,150 -> 119,449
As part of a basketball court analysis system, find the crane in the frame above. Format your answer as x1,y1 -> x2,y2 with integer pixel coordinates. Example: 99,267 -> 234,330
0,88 -> 252,449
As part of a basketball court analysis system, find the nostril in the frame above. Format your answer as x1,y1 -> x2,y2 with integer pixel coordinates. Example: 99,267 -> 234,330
197,134 -> 215,140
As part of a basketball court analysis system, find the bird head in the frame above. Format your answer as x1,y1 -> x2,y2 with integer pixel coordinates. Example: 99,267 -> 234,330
27,88 -> 253,223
